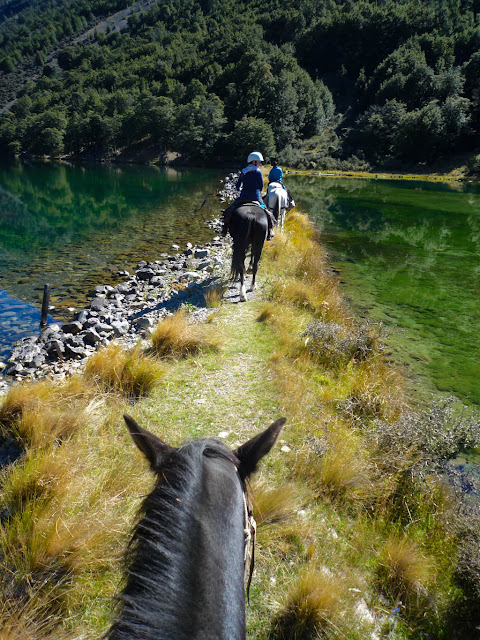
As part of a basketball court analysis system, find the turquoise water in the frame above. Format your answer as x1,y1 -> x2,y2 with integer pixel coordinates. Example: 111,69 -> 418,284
284,175 -> 480,407
0,161 -> 223,360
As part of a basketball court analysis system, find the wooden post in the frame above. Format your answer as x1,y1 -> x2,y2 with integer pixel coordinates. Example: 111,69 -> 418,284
40,284 -> 50,329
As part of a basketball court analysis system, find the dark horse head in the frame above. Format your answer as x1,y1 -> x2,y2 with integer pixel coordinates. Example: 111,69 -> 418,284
106,414 -> 285,640
229,205 -> 268,302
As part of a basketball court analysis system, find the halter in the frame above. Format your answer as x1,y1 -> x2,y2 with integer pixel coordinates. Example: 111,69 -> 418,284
243,488 -> 256,602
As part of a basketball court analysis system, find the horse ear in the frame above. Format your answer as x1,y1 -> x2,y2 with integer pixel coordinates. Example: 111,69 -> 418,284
124,414 -> 175,472
234,418 -> 286,480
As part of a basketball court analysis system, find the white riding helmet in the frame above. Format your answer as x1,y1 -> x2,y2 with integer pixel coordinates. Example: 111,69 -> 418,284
247,151 -> 264,163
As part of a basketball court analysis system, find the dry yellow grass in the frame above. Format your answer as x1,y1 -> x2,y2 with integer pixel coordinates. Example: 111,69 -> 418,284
0,377 -> 104,448
376,535 -> 434,610
85,342 -> 166,397
270,564 -> 346,639
204,282 -> 227,307
150,309 -> 222,358
251,479 -> 301,528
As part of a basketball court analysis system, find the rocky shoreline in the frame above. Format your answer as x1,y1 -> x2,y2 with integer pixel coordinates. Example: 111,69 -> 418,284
0,175 -> 241,395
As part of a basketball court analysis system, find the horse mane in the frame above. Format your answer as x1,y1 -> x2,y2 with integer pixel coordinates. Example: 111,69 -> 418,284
106,439 -> 242,640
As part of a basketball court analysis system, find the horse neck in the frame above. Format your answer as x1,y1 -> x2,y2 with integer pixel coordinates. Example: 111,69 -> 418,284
108,442 -> 247,640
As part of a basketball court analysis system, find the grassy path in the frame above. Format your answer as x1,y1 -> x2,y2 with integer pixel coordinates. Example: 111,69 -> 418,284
139,292 -> 286,450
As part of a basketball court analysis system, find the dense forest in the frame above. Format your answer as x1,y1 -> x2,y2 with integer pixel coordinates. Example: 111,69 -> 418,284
0,0 -> 479,170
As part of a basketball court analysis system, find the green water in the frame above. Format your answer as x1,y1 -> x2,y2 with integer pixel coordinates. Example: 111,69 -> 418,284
0,161 -> 224,359
284,175 -> 480,407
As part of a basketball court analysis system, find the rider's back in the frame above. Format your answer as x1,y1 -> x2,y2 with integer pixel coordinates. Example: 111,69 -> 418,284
236,164 -> 263,203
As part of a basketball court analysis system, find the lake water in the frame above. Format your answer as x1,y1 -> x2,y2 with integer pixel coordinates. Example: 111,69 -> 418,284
0,161 -> 224,362
284,174 -> 480,408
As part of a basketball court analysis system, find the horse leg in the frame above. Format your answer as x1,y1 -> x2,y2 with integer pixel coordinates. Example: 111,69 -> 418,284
239,269 -> 247,301
248,229 -> 265,292
246,249 -> 253,274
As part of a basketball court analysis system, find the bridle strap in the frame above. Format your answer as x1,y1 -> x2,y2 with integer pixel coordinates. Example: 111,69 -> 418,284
243,490 -> 256,603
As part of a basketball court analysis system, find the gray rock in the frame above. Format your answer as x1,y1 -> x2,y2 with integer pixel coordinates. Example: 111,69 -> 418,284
194,248 -> 210,259
91,297 -> 109,312
111,320 -> 129,337
115,283 -> 131,294
74,310 -> 89,324
137,268 -> 156,281
61,321 -> 83,335
64,343 -> 88,359
45,339 -> 65,360
83,329 -> 102,346
4,362 -> 24,376
134,316 -> 154,329
95,285 -> 108,295
94,322 -> 114,334
183,272 -> 202,281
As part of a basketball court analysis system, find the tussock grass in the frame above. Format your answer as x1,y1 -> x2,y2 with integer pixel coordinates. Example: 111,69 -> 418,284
269,564 -> 346,639
296,429 -> 373,505
376,535 -> 434,615
150,309 -> 222,359
256,302 -> 278,324
204,282 -> 227,307
340,359 -> 406,424
251,480 -> 301,528
85,342 -> 165,397
0,376 -> 103,448
1,448 -> 72,513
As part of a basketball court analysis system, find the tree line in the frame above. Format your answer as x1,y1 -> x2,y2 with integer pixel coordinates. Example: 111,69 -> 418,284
0,0 -> 479,169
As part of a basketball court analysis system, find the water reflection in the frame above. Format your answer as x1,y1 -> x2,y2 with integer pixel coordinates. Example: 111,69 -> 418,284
285,175 -> 480,406
0,161 -> 223,358
0,290 -> 56,362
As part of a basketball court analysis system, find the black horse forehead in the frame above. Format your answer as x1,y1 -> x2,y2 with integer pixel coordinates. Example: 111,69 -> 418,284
179,438 -> 238,465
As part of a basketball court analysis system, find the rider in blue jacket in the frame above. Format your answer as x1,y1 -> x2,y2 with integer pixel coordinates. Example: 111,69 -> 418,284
222,151 -> 275,240
268,159 -> 283,183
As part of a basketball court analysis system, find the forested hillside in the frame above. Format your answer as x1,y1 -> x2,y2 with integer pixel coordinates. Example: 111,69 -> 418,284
0,0 -> 479,169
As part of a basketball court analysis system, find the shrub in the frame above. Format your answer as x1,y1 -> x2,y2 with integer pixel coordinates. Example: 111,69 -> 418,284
301,320 -> 378,370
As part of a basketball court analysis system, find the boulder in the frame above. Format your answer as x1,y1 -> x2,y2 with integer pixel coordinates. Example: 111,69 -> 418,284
111,320 -> 129,337
91,297 -> 109,312
134,316 -> 154,330
61,321 -> 83,335
136,268 -> 156,281
83,329 -> 102,346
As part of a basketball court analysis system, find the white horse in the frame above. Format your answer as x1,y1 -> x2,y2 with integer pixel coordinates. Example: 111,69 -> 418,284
264,182 -> 295,232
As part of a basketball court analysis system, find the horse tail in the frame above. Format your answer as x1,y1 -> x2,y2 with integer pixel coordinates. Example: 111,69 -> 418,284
274,196 -> 281,222
230,211 -> 252,281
